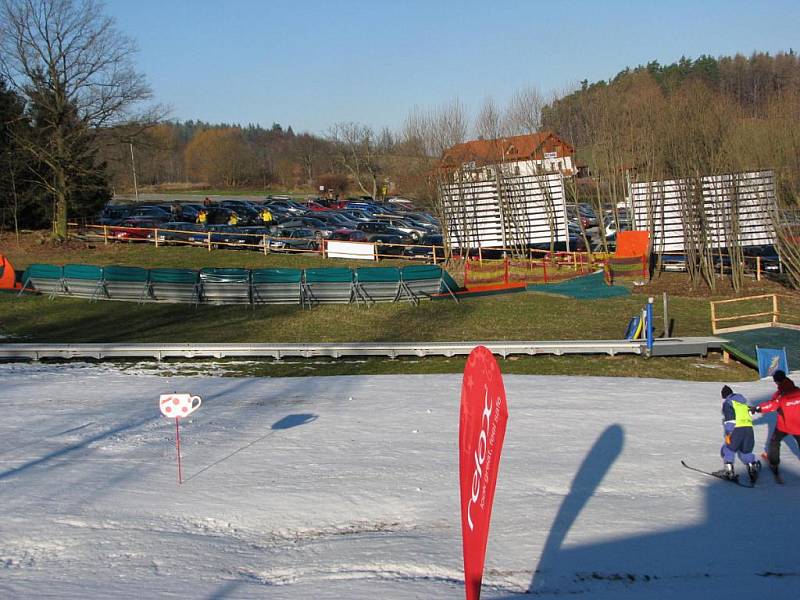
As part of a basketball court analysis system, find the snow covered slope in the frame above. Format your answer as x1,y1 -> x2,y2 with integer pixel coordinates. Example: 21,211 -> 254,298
1,363 -> 797,599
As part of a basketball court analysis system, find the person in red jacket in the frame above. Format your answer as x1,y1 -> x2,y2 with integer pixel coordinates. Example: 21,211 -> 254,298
752,370 -> 800,480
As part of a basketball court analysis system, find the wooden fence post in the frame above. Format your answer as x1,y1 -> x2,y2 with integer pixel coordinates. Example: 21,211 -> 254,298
207,232 -> 212,252
263,234 -> 268,255
542,259 -> 548,284
154,228 -> 159,248
773,294 -> 779,324
504,254 -> 509,286
756,256 -> 762,281
710,301 -> 717,334
103,225 -> 108,245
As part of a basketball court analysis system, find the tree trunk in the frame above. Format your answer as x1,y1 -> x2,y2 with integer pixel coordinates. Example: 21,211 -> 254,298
53,168 -> 69,241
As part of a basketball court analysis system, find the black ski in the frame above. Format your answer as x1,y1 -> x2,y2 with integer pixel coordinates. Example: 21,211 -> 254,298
681,461 -> 755,488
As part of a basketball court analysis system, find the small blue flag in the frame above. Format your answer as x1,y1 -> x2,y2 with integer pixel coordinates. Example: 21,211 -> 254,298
756,347 -> 789,379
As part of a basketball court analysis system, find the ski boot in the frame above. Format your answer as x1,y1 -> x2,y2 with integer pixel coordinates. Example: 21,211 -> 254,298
746,460 -> 761,484
712,463 -> 737,481
768,462 -> 784,484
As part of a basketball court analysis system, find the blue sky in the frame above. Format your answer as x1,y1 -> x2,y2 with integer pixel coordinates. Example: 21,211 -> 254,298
105,0 -> 799,135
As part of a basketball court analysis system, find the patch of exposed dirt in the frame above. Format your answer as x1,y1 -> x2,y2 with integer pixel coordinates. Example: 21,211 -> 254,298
631,271 -> 798,300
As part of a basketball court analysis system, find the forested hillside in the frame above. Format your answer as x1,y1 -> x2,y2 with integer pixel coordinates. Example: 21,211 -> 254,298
542,52 -> 800,200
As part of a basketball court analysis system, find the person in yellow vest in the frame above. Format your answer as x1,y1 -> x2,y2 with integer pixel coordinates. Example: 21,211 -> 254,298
714,385 -> 761,483
228,212 -> 239,226
197,209 -> 207,225
261,207 -> 273,224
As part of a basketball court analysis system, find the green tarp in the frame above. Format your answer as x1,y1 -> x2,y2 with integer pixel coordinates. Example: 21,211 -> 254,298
104,265 -> 149,282
149,268 -> 199,284
723,327 -> 800,372
305,268 -> 353,283
402,265 -> 442,281
251,268 -> 302,284
356,267 -> 401,283
24,264 -> 63,280
527,271 -> 630,299
63,264 -> 103,281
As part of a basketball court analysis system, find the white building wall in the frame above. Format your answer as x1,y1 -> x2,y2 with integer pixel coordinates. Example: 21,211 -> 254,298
630,170 -> 777,252
440,172 -> 569,249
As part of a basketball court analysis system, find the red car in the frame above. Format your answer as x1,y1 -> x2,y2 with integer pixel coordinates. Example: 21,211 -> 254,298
107,218 -> 161,241
304,200 -> 331,212
330,228 -> 368,241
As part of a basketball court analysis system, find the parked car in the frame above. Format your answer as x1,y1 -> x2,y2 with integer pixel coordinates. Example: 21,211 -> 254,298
312,212 -> 361,230
107,217 -> 163,241
158,221 -> 206,244
329,228 -> 369,242
266,198 -> 308,214
372,216 -> 427,240
219,200 -> 261,224
278,217 -> 336,238
128,205 -> 172,222
602,216 -> 630,238
566,206 -> 596,230
743,245 -> 782,273
95,204 -> 135,225
341,209 -> 375,222
356,221 -> 414,243
401,234 -> 445,260
386,196 -> 416,209
303,200 -> 331,212
268,228 -> 320,252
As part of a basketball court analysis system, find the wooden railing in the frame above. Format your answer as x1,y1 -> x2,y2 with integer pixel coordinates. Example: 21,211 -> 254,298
710,294 -> 789,334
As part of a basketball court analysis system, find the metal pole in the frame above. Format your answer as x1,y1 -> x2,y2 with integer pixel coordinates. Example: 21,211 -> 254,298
129,143 -> 139,203
175,417 -> 183,485
663,292 -> 669,337
646,297 -> 654,355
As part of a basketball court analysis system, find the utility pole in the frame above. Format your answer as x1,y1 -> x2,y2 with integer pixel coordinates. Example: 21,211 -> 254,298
129,143 -> 140,202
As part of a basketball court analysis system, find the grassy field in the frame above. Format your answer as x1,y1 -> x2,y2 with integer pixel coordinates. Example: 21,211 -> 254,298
0,232 -> 768,381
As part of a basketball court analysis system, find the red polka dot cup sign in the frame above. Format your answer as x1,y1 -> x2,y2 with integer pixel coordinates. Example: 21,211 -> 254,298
159,394 -> 202,418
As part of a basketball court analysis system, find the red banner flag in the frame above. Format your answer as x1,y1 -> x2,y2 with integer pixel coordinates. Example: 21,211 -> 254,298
459,345 -> 509,600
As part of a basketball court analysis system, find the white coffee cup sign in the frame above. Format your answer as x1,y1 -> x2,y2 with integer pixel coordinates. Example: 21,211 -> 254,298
159,393 -> 202,418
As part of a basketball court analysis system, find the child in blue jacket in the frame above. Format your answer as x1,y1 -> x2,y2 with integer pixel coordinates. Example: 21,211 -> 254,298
714,385 -> 761,483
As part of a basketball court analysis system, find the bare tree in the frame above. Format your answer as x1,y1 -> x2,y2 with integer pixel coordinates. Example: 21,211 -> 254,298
328,122 -> 390,200
504,85 -> 544,135
0,0 -> 157,238
475,96 -> 503,140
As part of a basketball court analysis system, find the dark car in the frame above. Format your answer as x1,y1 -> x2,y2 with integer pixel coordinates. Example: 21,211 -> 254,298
209,225 -> 253,248
279,217 -> 336,238
341,209 -> 375,222
159,203 -> 200,223
402,234 -> 445,261
329,228 -> 369,242
312,212 -> 361,229
128,205 -> 172,222
371,216 -> 427,240
266,198 -> 308,215
356,221 -> 413,243
158,221 -> 206,244
219,200 -> 260,224
268,228 -> 320,253
95,204 -> 135,225
528,236 -> 587,254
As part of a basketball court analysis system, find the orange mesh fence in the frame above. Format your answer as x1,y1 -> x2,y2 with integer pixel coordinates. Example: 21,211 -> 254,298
464,254 -> 604,289
605,255 -> 648,284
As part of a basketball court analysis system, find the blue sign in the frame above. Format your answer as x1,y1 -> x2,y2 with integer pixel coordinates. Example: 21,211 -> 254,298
756,347 -> 789,379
